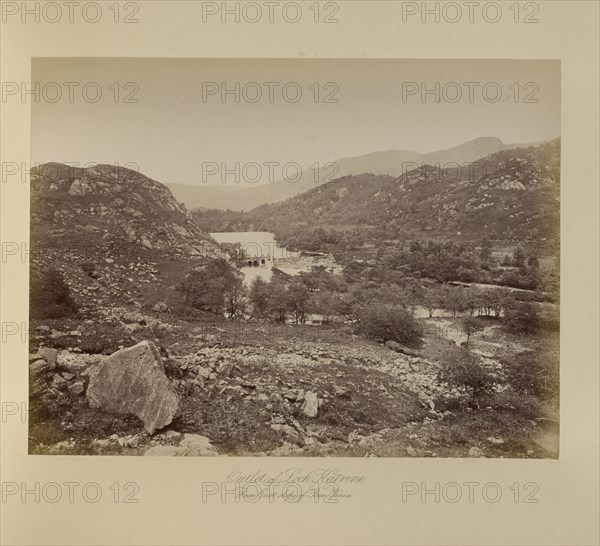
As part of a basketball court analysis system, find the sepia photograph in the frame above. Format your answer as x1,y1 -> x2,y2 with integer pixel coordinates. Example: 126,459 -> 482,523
27,58 -> 562,458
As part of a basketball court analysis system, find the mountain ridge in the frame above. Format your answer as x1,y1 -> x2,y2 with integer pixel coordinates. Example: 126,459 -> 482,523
168,137 -> 551,211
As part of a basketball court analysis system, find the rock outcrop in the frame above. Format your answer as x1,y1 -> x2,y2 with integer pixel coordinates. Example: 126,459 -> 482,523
86,341 -> 179,434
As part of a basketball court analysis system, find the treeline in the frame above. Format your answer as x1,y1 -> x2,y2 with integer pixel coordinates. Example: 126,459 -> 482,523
177,259 -> 554,346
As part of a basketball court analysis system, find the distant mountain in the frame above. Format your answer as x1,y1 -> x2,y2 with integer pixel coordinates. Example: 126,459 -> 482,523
237,139 -> 560,245
168,137 -> 548,211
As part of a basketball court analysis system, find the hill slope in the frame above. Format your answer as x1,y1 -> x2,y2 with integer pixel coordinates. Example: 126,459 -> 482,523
30,162 -> 222,311
237,139 -> 560,245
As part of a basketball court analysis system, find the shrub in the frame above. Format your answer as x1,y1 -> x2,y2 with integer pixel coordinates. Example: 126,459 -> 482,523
357,304 -> 422,347
503,301 -> 541,334
30,267 -> 78,319
439,348 -> 497,404
501,350 -> 559,401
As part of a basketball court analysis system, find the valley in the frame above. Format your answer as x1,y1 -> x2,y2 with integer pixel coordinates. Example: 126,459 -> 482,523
28,138 -> 560,458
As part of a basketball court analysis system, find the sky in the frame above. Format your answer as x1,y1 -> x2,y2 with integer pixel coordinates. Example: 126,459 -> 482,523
31,58 -> 560,186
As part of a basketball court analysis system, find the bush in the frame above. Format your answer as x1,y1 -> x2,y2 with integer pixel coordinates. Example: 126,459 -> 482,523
503,301 -> 541,334
357,304 -> 422,347
439,348 -> 497,404
30,267 -> 78,319
501,350 -> 559,400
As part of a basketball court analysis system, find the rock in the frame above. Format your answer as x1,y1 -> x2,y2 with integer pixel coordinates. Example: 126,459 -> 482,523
283,389 -> 304,402
30,359 -> 53,380
487,437 -> 505,445
333,385 -> 350,398
143,445 -> 187,456
68,381 -> 86,396
29,359 -> 55,398
52,374 -> 69,390
196,367 -> 211,379
61,372 -> 75,381
86,341 -> 180,434
406,446 -> 417,457
385,340 -> 403,352
164,430 -> 181,441
269,442 -> 303,456
301,391 -> 319,417
468,446 -> 485,458
179,434 -> 218,454
144,434 -> 218,456
36,347 -> 58,368
57,351 -> 95,375
153,302 -> 168,313
270,424 -> 304,445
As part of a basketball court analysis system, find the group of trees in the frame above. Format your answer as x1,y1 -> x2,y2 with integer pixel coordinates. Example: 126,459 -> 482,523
180,259 -> 546,339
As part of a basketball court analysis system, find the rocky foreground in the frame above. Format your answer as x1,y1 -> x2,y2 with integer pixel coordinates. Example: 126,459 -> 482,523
28,309 -> 557,458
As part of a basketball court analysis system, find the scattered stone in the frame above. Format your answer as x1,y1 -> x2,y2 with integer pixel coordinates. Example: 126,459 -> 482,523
270,424 -> 304,445
86,341 -> 180,434
333,385 -> 350,397
385,340 -> 403,352
468,446 -> 485,458
301,391 -> 319,417
164,430 -> 181,441
487,437 -> 505,444
406,446 -> 417,457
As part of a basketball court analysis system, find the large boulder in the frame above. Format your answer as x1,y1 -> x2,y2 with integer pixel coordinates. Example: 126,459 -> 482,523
86,341 -> 179,434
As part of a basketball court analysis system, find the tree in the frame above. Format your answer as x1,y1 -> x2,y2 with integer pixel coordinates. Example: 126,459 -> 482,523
439,348 -> 496,405
464,288 -> 481,316
286,281 -> 309,324
267,280 -> 289,323
224,276 -> 247,319
503,301 -> 541,335
357,304 -> 422,347
248,278 -> 270,319
179,258 -> 242,315
422,290 -> 441,318
461,316 -> 484,345
443,287 -> 467,317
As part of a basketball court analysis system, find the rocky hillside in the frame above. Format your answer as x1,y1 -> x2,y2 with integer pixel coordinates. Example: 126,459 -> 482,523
30,162 -> 222,311
168,137 -> 545,211
31,162 -> 219,256
245,139 -> 560,243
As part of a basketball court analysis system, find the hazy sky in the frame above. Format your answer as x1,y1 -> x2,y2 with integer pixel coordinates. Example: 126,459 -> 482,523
31,58 -> 560,186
